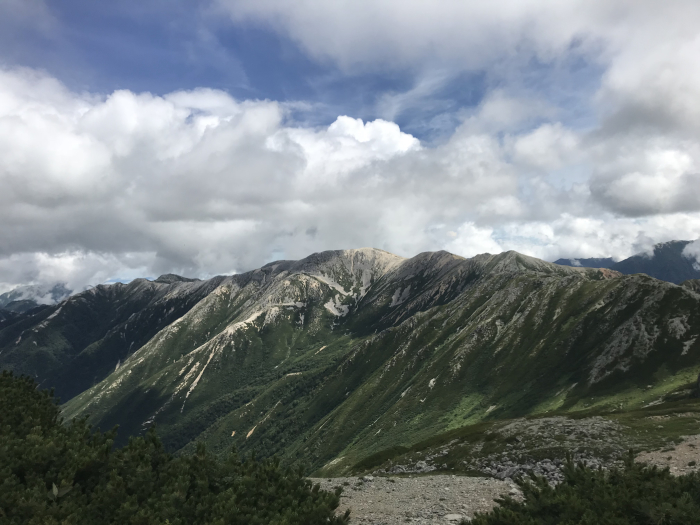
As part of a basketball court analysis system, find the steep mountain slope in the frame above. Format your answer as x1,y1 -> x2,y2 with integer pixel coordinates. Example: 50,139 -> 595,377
0,275 -> 223,400
556,240 -> 700,284
46,248 -> 700,474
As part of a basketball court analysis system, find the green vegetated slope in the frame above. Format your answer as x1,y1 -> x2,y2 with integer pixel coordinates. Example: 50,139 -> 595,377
0,275 -> 224,401
6,248 -> 700,476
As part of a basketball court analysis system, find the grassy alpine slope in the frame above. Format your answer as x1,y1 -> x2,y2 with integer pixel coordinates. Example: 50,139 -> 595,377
4,248 -> 699,475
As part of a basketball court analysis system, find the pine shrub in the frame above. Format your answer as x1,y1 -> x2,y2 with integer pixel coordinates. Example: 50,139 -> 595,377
470,452 -> 700,525
0,371 -> 349,525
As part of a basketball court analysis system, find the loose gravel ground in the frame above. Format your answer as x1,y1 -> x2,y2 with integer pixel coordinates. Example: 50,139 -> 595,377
312,475 -> 520,524
636,433 -> 700,475
309,433 -> 700,524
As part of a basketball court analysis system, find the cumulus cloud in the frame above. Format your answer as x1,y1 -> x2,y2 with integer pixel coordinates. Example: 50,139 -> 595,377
218,0 -> 700,216
511,124 -> 580,171
1,58 -> 700,291
589,145 -> 700,216
216,1 -> 700,88
0,67 -> 518,288
217,0 -> 613,71
683,240 -> 700,270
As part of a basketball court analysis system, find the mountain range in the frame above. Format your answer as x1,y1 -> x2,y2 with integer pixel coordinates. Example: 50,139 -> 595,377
0,283 -> 73,313
555,240 -> 700,284
1,246 -> 699,476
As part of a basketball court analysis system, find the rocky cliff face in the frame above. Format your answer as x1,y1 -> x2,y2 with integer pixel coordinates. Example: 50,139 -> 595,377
2,248 -> 699,473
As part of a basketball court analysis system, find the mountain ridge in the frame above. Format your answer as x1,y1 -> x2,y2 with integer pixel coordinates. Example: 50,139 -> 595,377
2,247 -> 699,476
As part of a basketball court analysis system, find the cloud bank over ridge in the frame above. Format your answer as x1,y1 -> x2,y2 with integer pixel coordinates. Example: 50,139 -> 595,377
1,65 -> 700,292
1,1 -> 700,290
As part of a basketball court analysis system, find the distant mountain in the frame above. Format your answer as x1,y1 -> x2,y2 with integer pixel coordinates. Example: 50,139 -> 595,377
554,257 -> 616,269
0,283 -> 73,313
2,248 -> 698,478
0,274 -> 222,400
612,241 -> 700,283
556,240 -> 700,284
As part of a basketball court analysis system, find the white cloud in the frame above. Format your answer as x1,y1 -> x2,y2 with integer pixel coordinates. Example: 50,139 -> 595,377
216,0 -> 610,71
511,124 -> 580,171
217,0 -> 700,219
493,214 -> 700,262
217,1 -> 700,85
589,140 -> 700,216
0,251 -> 154,293
446,223 -> 504,258
275,116 -> 419,186
2,63 -> 700,291
683,240 -> 700,270
0,67 -> 512,287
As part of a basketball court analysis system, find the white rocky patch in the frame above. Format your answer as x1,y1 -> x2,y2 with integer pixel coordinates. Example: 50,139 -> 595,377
246,400 -> 282,438
178,355 -> 195,376
311,274 -> 349,295
323,456 -> 345,468
682,336 -> 697,356
390,285 -> 412,307
35,306 -> 63,330
589,311 -> 662,384
224,310 -> 263,336
174,362 -> 200,397
181,348 -> 216,412
263,307 -> 281,327
359,269 -> 372,297
325,295 -> 350,316
668,316 -> 689,339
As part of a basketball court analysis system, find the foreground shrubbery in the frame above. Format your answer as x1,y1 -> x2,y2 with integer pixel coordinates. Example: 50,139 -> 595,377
471,452 -> 700,525
0,371 -> 349,525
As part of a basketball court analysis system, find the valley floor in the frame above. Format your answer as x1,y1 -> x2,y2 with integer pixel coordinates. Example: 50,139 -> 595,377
312,475 -> 519,524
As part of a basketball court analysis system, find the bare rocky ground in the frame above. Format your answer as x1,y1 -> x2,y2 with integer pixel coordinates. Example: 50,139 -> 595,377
311,433 -> 700,524
311,413 -> 700,524
312,475 -> 520,524
380,416 -> 633,485
636,432 -> 700,475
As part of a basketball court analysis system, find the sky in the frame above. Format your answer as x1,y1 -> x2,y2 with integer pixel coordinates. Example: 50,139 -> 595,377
1,0 -> 700,292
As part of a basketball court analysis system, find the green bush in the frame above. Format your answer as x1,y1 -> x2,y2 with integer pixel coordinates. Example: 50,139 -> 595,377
470,453 -> 700,525
0,371 -> 349,525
